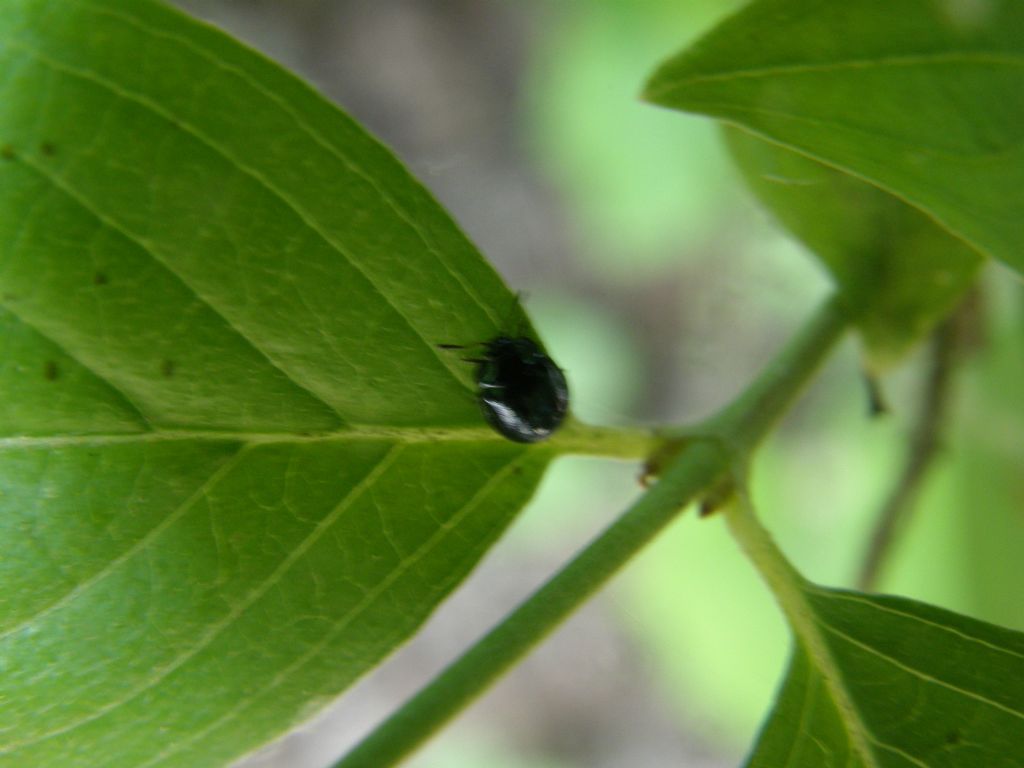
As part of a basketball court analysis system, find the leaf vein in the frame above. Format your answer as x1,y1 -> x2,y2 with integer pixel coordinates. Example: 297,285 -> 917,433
0,443 -> 247,645
3,34 -> 481,392
11,151 -> 348,426
816,618 -> 1024,722
137,451 -> 528,768
0,443 -> 405,752
0,299 -> 152,432
0,162 -> 155,431
784,660 -> 818,767
79,0 -> 504,330
648,51 -> 1024,97
866,735 -> 931,768
677,99 -> 1024,162
807,588 -> 1024,661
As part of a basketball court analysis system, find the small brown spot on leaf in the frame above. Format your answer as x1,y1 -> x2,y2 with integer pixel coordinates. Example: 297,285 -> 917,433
40,142 -> 57,157
44,360 -> 59,381
93,271 -> 109,285
1,145 -> 14,161
161,359 -> 175,378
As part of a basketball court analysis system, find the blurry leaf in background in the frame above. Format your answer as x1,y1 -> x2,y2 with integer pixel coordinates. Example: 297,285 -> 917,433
0,0 -> 557,765
885,274 -> 1024,632
644,0 -> 1024,276
946,279 -> 1024,630
524,0 -> 745,278
722,128 -> 982,369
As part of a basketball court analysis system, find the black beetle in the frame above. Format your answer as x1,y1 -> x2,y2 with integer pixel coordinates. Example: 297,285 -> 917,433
473,336 -> 569,443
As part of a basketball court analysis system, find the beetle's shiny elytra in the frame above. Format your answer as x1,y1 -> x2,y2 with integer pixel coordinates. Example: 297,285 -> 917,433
475,336 -> 569,444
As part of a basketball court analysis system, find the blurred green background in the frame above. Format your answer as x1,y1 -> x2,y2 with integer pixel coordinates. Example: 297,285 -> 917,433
168,2 -> 1024,767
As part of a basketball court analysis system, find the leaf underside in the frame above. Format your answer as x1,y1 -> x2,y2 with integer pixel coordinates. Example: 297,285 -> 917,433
722,127 -> 981,367
0,0 -> 553,765
644,0 -> 1024,277
0,437 -> 549,768
749,586 -> 1024,768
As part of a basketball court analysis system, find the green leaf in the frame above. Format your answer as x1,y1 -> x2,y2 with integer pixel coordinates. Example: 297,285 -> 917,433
726,499 -> 1024,768
0,1 -> 557,765
722,127 -> 982,366
749,586 -> 1024,767
643,0 -> 1024,276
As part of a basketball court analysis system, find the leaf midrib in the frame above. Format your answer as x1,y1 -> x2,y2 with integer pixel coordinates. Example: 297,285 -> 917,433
728,500 -> 882,768
0,425 -> 504,448
778,586 -> 882,768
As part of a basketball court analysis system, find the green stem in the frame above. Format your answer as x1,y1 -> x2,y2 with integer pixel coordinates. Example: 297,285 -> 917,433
333,294 -> 850,768
552,418 -> 660,461
722,493 -> 808,629
706,294 -> 849,449
335,441 -> 729,768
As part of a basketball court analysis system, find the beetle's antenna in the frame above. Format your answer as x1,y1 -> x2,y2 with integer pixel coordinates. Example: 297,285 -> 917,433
507,291 -> 531,337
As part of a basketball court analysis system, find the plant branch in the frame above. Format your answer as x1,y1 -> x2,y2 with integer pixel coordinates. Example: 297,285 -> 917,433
334,441 -> 729,768
857,306 -> 966,591
333,294 -> 850,768
553,418 -> 660,461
